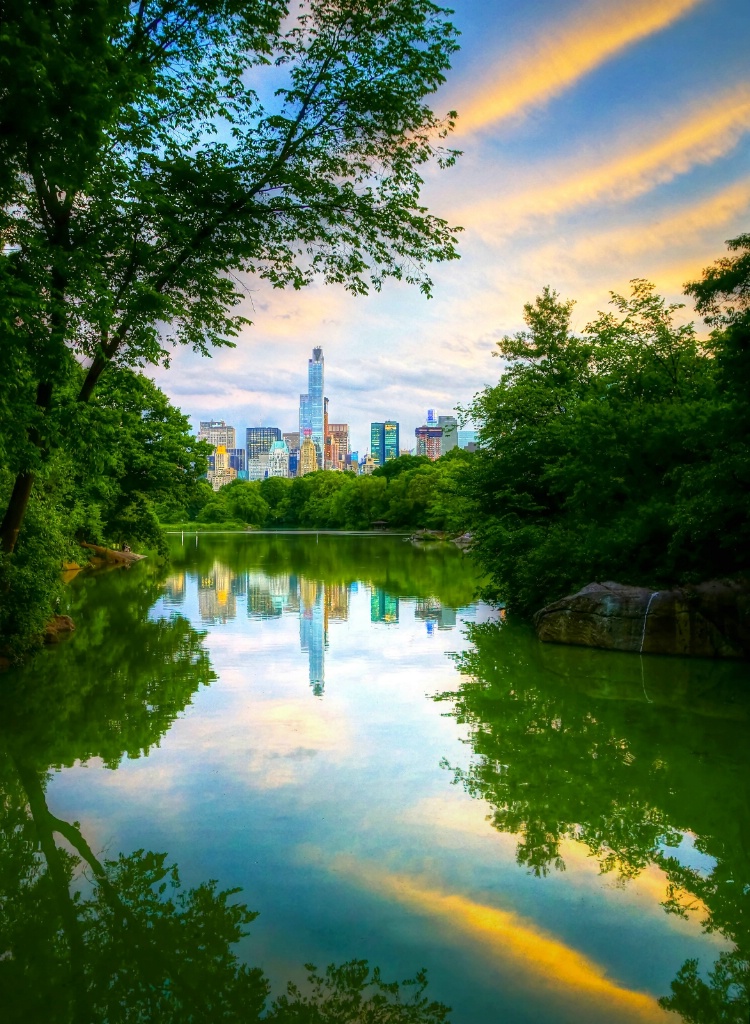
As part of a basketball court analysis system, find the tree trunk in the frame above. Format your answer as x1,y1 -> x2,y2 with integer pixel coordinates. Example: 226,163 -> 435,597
0,471 -> 36,553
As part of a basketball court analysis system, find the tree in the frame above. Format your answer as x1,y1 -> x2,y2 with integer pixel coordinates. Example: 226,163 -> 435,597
0,0 -> 460,554
466,279 -> 720,614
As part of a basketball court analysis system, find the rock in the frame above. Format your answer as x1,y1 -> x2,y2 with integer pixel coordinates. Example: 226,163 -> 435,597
80,542 -> 146,565
452,531 -> 473,550
534,580 -> 749,659
43,614 -> 76,644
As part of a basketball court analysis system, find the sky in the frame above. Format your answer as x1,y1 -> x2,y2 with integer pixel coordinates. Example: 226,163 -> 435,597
152,0 -> 750,456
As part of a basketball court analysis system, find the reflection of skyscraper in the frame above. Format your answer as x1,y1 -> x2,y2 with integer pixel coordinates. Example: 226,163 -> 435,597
247,571 -> 283,619
163,573 -> 186,605
300,578 -> 327,695
325,582 -> 350,622
370,588 -> 399,623
415,597 -> 456,632
198,562 -> 238,623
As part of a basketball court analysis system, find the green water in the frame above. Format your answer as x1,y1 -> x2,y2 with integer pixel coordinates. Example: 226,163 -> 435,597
1,534 -> 748,1023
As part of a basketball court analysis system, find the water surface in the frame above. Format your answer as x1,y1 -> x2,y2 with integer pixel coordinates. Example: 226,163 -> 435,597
2,534 -> 748,1023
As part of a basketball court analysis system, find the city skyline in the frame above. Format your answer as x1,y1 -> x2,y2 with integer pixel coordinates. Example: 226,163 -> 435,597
150,0 -> 749,454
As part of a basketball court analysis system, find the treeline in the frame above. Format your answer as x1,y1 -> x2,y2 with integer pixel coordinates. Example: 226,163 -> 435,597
466,234 -> 750,616
164,451 -> 473,533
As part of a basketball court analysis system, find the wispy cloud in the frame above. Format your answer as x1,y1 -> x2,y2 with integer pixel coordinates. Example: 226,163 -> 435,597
455,0 -> 705,134
455,85 -> 750,236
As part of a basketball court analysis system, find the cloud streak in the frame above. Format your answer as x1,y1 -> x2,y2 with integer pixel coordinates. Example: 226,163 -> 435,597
456,85 -> 750,235
455,0 -> 705,134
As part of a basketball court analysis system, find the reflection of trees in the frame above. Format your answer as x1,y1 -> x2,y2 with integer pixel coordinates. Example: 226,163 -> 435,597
0,564 -> 449,1023
437,622 -> 750,1022
172,533 -> 479,610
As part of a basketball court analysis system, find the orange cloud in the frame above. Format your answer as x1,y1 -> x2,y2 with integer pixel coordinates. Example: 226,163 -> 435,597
455,86 -> 750,235
456,0 -> 705,134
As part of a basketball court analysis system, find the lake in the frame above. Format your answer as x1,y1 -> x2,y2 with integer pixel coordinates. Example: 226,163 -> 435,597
1,534 -> 748,1023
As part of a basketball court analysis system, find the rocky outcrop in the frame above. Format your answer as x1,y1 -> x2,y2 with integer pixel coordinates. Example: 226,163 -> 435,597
43,614 -> 76,644
534,580 -> 749,659
80,542 -> 146,565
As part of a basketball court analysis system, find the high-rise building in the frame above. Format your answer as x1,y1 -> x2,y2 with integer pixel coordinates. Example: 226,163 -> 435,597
328,423 -> 349,470
199,420 -> 236,449
370,422 -> 385,466
371,421 -> 400,466
247,453 -> 271,480
283,431 -> 300,451
384,421 -> 399,462
415,423 -> 442,460
438,415 -> 457,455
207,444 -> 237,490
299,347 -> 324,468
267,439 -> 289,478
246,426 -> 281,463
458,429 -> 477,449
426,409 -> 437,426
228,447 -> 246,472
299,430 -> 318,476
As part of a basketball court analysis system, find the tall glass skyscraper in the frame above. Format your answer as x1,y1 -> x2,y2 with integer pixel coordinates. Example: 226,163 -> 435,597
371,421 -> 400,466
299,347 -> 324,469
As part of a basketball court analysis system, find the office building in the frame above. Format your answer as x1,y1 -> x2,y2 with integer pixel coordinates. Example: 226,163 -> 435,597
415,422 -> 442,461
199,420 -> 236,449
246,426 -> 281,463
438,415 -> 458,455
458,429 -> 477,449
228,447 -> 246,472
360,454 -> 377,475
299,347 -> 324,468
283,431 -> 300,451
370,420 -> 399,467
207,444 -> 237,490
384,421 -> 399,462
328,423 -> 349,470
247,453 -> 270,481
371,422 -> 384,466
299,430 -> 318,476
267,439 -> 289,478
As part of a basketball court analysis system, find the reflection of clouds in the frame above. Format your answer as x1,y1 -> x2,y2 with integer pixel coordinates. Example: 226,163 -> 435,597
402,794 -> 721,942
302,848 -> 671,1024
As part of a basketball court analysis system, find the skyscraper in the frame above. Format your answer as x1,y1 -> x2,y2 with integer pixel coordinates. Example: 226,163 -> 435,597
384,421 -> 399,462
370,422 -> 384,466
438,415 -> 457,455
299,347 -> 324,468
246,426 -> 281,462
299,430 -> 318,476
415,421 -> 442,460
371,421 -> 400,466
199,420 -> 236,449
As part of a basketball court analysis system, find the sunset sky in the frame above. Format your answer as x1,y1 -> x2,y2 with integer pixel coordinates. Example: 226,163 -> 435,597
154,0 -> 750,455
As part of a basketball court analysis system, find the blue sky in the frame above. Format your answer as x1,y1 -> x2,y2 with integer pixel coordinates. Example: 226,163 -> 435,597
152,0 -> 750,455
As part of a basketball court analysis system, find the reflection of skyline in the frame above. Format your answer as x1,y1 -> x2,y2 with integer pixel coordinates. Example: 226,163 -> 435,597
371,588 -> 399,624
415,598 -> 457,634
195,565 -> 355,696
198,562 -> 240,623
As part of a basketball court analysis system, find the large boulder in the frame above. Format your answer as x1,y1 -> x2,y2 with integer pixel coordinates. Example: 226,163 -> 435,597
534,580 -> 749,659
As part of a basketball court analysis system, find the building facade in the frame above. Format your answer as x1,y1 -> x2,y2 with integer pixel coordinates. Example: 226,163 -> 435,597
299,431 -> 318,476
267,439 -> 290,478
246,426 -> 281,464
438,415 -> 458,455
299,347 -> 324,468
207,444 -> 237,490
415,424 -> 442,461
228,447 -> 246,472
199,420 -> 236,450
384,421 -> 399,462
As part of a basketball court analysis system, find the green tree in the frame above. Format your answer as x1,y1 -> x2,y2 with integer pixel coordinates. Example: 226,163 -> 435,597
466,279 -> 720,614
0,0 -> 460,555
